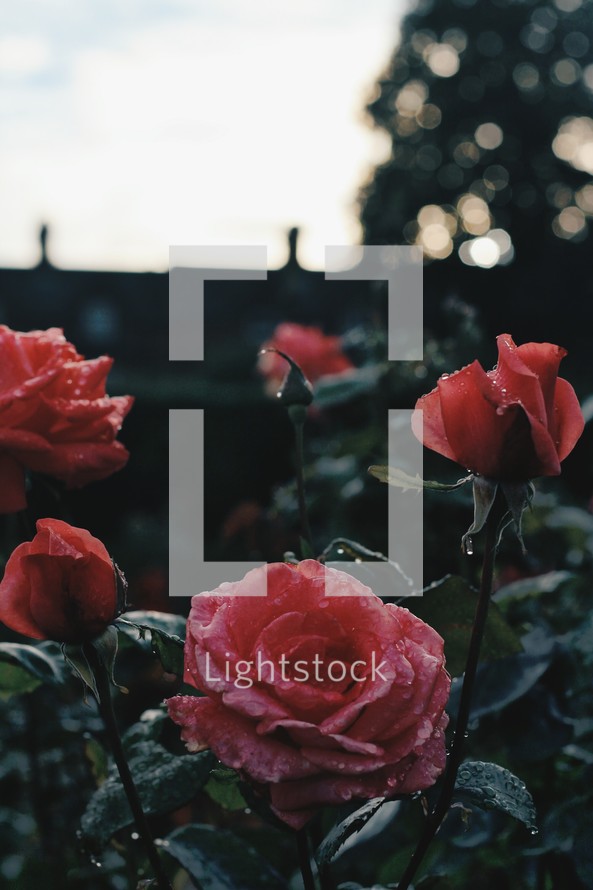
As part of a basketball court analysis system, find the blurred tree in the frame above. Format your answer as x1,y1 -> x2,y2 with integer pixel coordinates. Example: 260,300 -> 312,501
359,0 -> 593,357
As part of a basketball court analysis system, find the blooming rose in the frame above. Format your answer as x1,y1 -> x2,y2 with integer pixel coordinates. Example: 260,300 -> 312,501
167,560 -> 450,829
258,323 -> 354,395
412,333 -> 584,481
0,326 -> 133,513
0,518 -> 119,643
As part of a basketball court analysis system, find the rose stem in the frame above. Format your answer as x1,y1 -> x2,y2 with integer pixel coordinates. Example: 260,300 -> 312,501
396,498 -> 500,890
83,643 -> 172,890
296,828 -> 317,890
291,411 -> 314,552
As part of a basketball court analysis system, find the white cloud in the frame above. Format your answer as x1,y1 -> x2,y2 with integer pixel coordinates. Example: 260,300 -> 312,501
0,35 -> 51,77
0,1 -> 403,270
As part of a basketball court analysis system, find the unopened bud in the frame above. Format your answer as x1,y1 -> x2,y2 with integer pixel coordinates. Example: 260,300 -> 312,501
259,349 -> 314,408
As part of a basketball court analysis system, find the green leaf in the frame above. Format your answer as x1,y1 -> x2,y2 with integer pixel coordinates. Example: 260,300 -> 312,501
118,611 -> 187,639
455,761 -> 537,831
409,575 -> 523,677
117,611 -> 186,676
122,708 -> 170,748
204,773 -> 248,811
0,642 -> 65,690
300,536 -> 315,560
319,538 -> 414,595
162,824 -> 285,890
313,365 -> 383,409
0,662 -> 42,699
336,885 -> 391,890
448,627 -> 555,720
150,630 -> 184,675
316,798 -> 386,868
369,465 -> 472,492
320,538 -> 390,563
80,742 -> 215,849
492,570 -> 574,603
416,877 -> 454,889
84,737 -> 109,785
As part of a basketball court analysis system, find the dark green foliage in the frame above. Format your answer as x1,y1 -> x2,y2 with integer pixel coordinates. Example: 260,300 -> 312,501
454,760 -> 537,829
163,824 -> 285,890
409,574 -> 523,677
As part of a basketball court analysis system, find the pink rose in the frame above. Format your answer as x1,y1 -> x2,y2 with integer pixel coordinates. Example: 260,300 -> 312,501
167,560 -> 450,829
258,323 -> 354,396
0,326 -> 133,513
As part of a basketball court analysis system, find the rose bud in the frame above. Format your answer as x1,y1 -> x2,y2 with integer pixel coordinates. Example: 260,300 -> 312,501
167,560 -> 450,830
258,348 -> 314,411
257,323 -> 354,397
0,519 -> 121,643
412,333 -> 584,482
0,325 -> 133,514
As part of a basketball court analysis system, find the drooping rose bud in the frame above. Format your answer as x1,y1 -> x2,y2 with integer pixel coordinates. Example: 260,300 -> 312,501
259,347 -> 314,410
257,323 -> 354,397
0,519 -> 121,643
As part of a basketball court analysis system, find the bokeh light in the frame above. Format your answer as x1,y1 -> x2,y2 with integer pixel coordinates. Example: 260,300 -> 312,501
552,116 -> 593,174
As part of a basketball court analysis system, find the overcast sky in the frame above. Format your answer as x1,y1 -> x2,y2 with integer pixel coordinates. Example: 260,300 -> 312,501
0,0 -> 406,271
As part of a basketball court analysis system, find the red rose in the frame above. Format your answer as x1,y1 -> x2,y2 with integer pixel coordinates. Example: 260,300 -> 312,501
0,518 -> 119,643
412,334 -> 584,481
0,326 -> 133,513
258,323 -> 354,395
167,560 -> 450,829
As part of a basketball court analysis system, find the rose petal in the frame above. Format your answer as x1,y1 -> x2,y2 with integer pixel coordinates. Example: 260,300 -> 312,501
167,696 -> 317,781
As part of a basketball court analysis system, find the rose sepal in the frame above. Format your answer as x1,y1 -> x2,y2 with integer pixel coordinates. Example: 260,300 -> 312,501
462,477 -> 534,554
63,625 -> 126,701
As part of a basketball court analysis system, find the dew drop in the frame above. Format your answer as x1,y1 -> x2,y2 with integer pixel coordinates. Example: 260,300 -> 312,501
464,536 -> 474,556
530,827 -> 539,836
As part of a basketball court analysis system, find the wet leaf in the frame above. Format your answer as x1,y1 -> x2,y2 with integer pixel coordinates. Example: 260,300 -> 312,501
316,798 -> 386,868
0,662 -> 42,699
80,742 -> 214,849
0,642 -> 64,693
314,366 -> 383,408
447,626 -> 556,719
455,761 -> 537,830
162,824 -> 285,889
492,571 -> 574,603
409,575 -> 523,677
117,612 -> 186,676
204,773 -> 248,811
